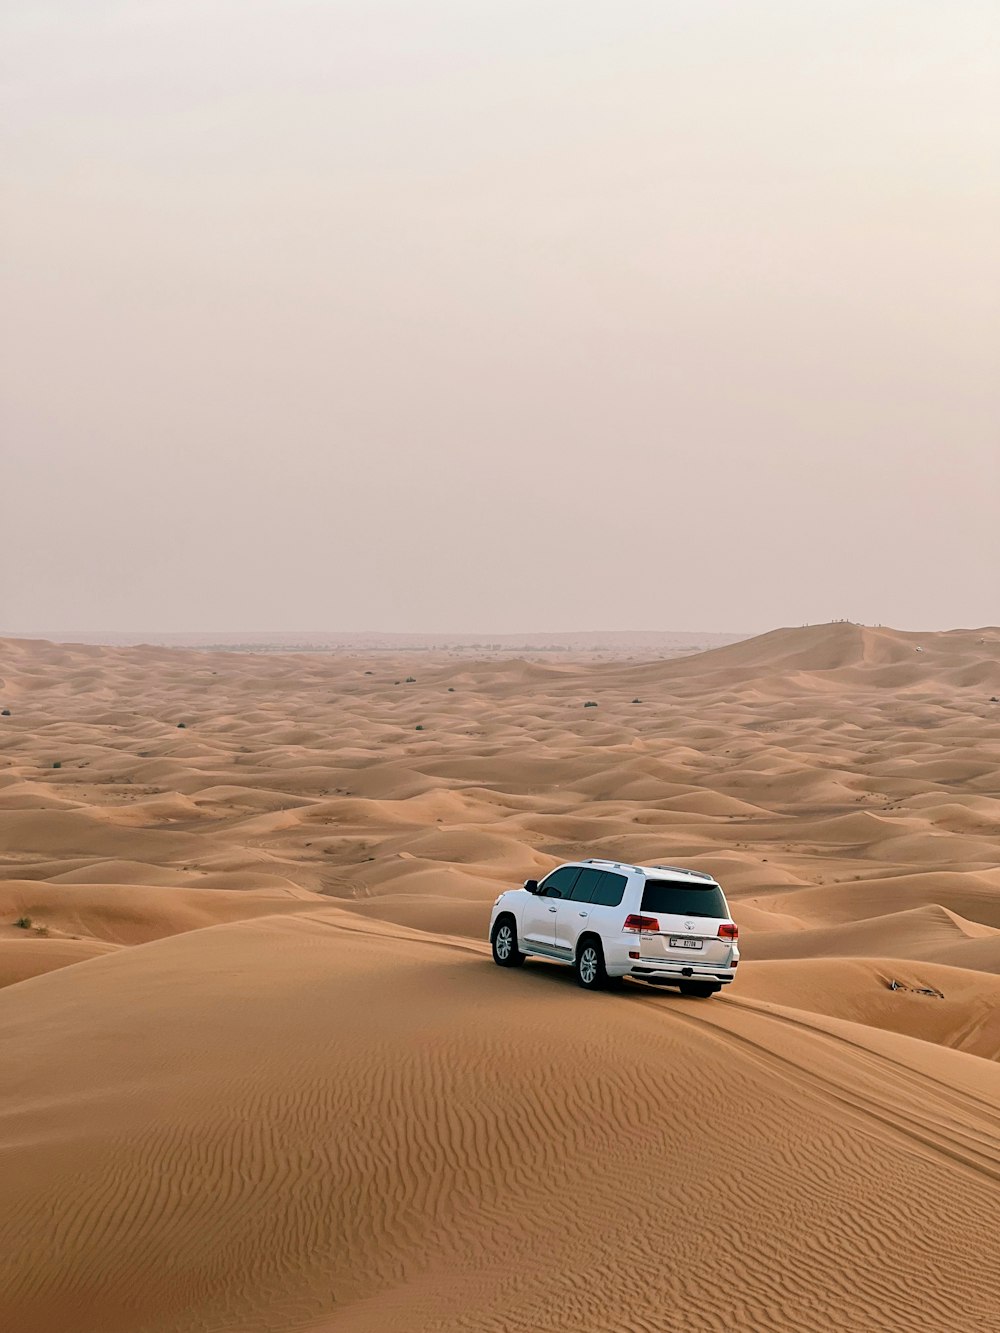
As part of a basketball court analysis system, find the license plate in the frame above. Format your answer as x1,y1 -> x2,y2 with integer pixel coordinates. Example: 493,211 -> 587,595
669,936 -> 703,949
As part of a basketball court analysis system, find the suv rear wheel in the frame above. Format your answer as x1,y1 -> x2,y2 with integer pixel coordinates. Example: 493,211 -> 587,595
575,937 -> 609,990
491,916 -> 525,968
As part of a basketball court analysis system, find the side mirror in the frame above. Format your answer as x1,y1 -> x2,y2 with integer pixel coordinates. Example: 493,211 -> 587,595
523,878 -> 539,894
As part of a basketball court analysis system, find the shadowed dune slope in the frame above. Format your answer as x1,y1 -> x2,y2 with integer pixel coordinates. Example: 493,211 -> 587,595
0,935 -> 121,987
0,880 -> 328,953
1,913 -> 999,1333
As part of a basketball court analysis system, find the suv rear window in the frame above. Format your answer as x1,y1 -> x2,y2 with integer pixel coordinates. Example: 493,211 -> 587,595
641,880 -> 728,919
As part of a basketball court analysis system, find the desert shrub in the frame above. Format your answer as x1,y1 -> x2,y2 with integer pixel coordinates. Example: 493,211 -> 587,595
583,701 -> 598,708
1,708 -> 10,716
631,698 -> 642,704
448,687 -> 455,692
52,761 -> 62,769
415,724 -> 424,730
176,722 -> 186,728
405,676 -> 416,683
14,916 -> 31,929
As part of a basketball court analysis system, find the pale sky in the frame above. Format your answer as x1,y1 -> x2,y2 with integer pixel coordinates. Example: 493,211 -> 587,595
2,1 -> 998,634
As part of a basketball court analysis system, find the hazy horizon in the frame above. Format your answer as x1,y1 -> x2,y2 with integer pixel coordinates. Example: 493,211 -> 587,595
3,1 -> 998,635
6,621 -> 998,648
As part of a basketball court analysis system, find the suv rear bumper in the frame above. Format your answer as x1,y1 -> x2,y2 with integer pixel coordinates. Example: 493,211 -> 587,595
628,961 -> 735,985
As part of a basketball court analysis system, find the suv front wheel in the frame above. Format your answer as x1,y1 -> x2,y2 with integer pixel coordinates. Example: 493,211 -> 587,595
491,916 -> 525,968
575,937 -> 610,990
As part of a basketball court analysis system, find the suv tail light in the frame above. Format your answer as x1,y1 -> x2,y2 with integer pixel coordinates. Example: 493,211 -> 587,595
718,922 -> 739,941
623,914 -> 659,933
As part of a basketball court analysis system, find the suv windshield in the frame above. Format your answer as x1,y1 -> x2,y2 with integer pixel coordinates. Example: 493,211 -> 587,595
641,880 -> 728,919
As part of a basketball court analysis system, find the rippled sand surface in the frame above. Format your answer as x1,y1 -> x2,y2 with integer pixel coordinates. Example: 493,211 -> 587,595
1,623 -> 999,1332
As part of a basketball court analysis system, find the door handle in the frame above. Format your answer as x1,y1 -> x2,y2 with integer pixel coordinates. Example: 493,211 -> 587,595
579,911 -> 588,917
547,906 -> 557,913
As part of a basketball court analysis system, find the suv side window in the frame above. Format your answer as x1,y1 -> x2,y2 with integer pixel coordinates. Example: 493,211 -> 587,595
590,871 -> 627,907
539,866 -> 581,899
569,868 -> 605,903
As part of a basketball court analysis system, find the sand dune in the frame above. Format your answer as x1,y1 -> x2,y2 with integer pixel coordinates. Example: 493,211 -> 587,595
2,914 -> 999,1333
1,622 -> 999,1331
736,957 -> 1000,1058
746,903 -> 999,963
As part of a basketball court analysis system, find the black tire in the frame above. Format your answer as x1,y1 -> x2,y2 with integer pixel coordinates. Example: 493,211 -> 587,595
679,981 -> 718,998
575,936 -> 609,990
491,915 -> 525,968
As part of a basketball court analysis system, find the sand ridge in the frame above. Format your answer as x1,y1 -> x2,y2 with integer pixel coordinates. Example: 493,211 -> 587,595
1,622 -> 999,1331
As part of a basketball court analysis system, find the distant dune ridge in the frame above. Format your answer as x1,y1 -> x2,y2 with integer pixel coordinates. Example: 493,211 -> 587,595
1,622 -> 999,1332
6,628 -> 749,653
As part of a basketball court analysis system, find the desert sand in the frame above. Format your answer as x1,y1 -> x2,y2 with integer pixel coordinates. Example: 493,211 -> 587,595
1,622 -> 999,1332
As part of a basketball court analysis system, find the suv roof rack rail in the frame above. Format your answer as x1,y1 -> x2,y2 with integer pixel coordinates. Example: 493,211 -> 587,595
651,864 -> 715,881
580,858 -> 629,869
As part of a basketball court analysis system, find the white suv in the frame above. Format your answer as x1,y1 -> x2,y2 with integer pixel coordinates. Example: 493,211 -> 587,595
489,859 -> 739,996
